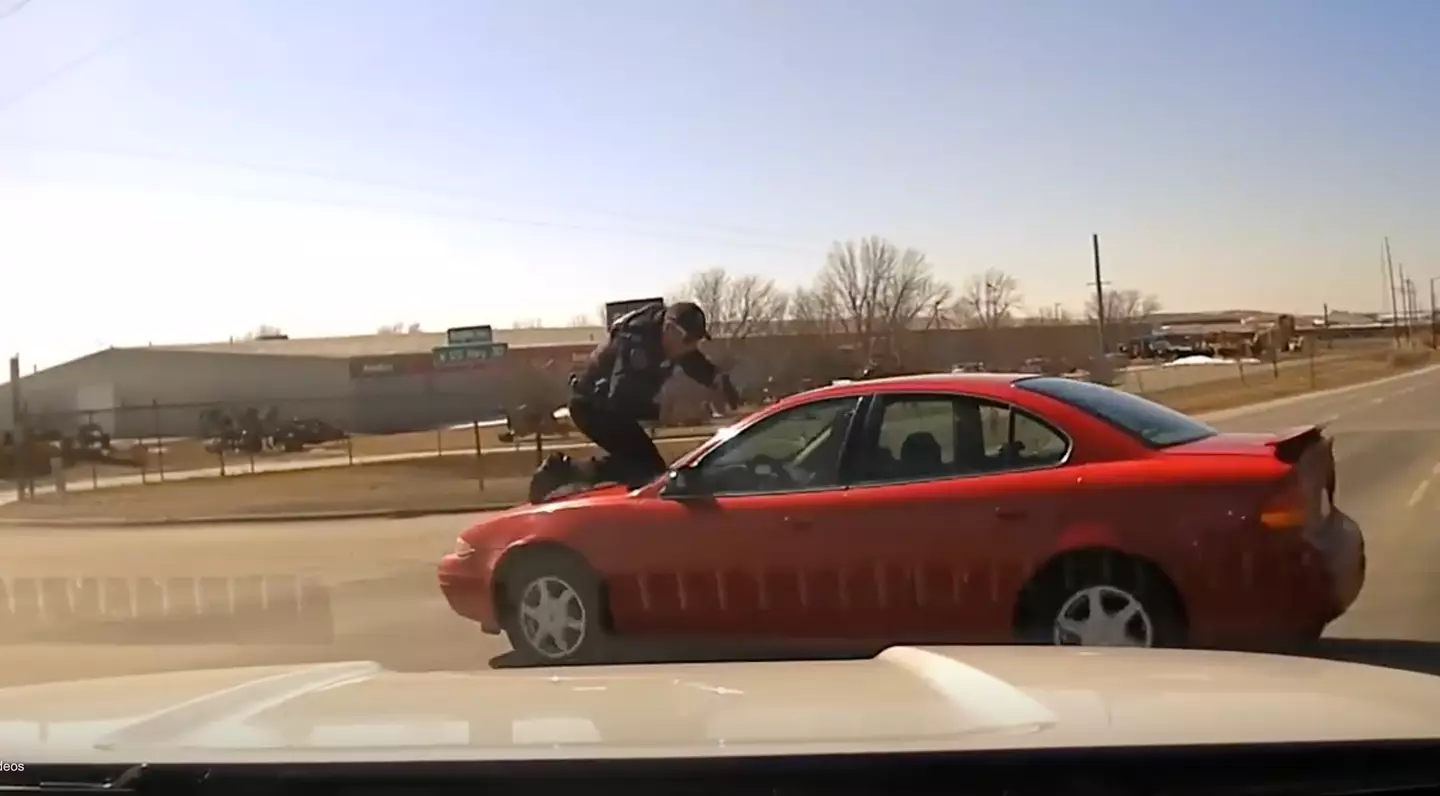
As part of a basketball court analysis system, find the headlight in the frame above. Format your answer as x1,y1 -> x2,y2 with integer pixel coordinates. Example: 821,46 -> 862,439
453,538 -> 475,558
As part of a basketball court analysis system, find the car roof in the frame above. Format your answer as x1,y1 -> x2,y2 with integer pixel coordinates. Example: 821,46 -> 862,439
777,372 -> 1037,408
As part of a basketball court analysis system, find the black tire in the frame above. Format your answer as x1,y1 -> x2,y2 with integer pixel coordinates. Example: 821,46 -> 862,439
500,551 -> 612,665
1016,551 -> 1187,648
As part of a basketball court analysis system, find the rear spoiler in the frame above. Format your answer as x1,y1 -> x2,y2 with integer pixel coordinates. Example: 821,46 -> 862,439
1267,424 -> 1329,465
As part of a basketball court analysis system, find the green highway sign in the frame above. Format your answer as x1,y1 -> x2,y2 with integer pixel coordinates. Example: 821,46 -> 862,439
433,341 -> 509,367
446,325 -> 494,346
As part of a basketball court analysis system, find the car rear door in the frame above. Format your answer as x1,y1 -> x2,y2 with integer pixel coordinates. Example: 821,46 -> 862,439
813,392 -> 1075,642
603,396 -> 864,641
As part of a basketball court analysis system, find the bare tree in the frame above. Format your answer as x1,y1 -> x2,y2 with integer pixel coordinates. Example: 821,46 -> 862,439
811,237 -> 952,358
567,313 -> 594,327
953,268 -> 1022,329
946,299 -> 978,330
674,267 -> 790,340
1025,304 -> 1074,325
510,318 -> 545,329
376,322 -> 423,334
1085,288 -> 1161,323
788,285 -> 840,335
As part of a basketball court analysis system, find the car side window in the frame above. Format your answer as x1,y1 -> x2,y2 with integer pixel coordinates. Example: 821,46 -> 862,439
981,404 -> 1072,468
693,397 -> 860,495
853,394 -> 1070,485
867,396 -> 956,482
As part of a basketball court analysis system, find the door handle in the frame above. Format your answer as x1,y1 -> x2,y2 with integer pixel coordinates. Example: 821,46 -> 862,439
994,507 -> 1026,521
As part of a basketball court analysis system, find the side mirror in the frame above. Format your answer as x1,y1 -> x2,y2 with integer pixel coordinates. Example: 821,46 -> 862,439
660,467 -> 711,501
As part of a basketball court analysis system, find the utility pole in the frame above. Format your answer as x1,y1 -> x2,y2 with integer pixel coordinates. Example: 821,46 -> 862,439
1404,268 -> 1417,341
1430,277 -> 1438,350
8,355 -> 24,502
1416,277 -> 1428,339
1089,234 -> 1109,356
1408,277 -> 1418,327
1399,263 -> 1409,340
1385,238 -> 1400,345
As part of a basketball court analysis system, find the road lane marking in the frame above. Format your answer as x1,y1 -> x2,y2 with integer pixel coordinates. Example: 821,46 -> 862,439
1371,397 -> 1387,405
1408,479 -> 1432,509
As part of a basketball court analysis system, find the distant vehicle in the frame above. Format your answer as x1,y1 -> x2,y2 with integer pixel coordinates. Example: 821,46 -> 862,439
271,418 -> 348,452
439,373 -> 1361,665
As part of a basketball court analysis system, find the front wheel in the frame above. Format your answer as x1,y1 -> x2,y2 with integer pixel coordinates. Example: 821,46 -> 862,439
501,553 -> 611,665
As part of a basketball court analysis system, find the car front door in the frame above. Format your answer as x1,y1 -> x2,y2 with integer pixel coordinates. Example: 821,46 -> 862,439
818,392 -> 1075,643
604,396 -> 864,641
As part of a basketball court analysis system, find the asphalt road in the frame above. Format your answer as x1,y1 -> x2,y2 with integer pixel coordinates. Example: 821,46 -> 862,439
2,364 -> 1439,687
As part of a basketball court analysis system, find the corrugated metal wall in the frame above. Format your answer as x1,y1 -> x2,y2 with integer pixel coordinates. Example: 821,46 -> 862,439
351,366 -> 506,434
0,323 -> 1164,439
2,349 -> 354,438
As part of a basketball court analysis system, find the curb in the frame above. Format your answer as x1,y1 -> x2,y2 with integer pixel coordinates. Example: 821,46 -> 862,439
0,502 -> 521,528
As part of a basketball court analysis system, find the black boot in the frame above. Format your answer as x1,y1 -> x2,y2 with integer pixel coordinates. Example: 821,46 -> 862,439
527,453 -> 576,503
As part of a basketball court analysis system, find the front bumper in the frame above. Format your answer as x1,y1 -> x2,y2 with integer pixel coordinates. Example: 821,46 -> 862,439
437,553 -> 501,634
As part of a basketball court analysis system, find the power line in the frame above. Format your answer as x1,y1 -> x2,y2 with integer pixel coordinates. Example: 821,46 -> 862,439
0,168 -> 824,254
0,0 -> 194,117
0,0 -> 810,248
0,0 -> 35,21
0,137 -> 819,250
0,27 -> 142,115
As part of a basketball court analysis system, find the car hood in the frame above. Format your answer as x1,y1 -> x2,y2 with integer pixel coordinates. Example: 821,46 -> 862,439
475,485 -> 637,524
4,646 -> 1440,764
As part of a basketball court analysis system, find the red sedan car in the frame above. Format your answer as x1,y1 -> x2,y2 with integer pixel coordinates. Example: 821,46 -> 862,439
438,373 -> 1364,665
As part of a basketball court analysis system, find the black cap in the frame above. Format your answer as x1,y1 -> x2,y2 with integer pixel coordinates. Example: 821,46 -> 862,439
665,301 -> 711,341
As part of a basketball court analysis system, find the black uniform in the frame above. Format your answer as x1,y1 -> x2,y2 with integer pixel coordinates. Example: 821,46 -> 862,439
560,302 -> 734,490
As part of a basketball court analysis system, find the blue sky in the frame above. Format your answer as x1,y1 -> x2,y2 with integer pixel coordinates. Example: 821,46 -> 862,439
1,0 -> 1437,369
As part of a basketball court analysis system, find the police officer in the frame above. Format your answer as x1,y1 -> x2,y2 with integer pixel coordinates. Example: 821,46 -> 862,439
528,301 -> 739,502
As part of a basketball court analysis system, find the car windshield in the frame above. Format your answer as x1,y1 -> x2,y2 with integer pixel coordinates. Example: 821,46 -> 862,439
1015,376 -> 1218,448
705,400 -> 850,470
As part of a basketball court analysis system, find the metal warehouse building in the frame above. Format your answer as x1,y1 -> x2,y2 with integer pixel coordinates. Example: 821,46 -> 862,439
0,326 -> 607,440
1,313 -> 1159,441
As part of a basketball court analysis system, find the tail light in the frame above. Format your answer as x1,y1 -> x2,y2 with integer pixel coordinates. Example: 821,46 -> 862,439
1259,478 -> 1308,530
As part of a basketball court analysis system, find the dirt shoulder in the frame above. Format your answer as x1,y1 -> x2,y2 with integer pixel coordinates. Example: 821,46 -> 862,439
144,421 -> 724,475
2,349 -> 1428,524
1143,348 -> 1431,415
0,438 -> 703,523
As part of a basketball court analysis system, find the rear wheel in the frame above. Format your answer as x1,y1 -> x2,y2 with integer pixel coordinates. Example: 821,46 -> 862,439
1017,551 -> 1187,648
499,551 -> 611,665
